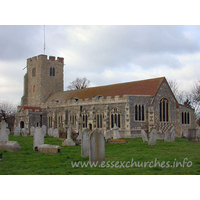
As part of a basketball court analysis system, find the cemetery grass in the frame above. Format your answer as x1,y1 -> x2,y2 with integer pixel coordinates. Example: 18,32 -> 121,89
0,133 -> 200,175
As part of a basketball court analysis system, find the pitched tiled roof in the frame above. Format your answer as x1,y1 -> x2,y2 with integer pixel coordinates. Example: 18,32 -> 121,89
46,77 -> 167,103
21,106 -> 42,112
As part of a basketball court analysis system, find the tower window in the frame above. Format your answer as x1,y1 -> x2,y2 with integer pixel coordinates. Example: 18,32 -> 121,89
32,68 -> 36,77
33,85 -> 35,92
50,67 -> 55,76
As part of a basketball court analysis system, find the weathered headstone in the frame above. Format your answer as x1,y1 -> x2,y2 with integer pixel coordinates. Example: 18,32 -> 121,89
81,128 -> 91,157
53,128 -> 59,138
170,128 -> 176,142
141,130 -> 148,142
21,128 -> 27,137
0,120 -> 9,142
112,124 -> 121,139
164,132 -> 170,142
77,120 -> 83,140
105,130 -> 112,142
14,127 -> 21,136
62,125 -> 75,146
89,129 -> 105,164
42,125 -> 47,137
48,128 -> 53,137
33,127 -> 44,150
30,126 -> 35,136
148,129 -> 157,146
157,130 -> 165,140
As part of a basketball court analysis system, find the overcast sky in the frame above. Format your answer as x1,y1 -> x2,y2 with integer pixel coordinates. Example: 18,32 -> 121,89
0,25 -> 200,105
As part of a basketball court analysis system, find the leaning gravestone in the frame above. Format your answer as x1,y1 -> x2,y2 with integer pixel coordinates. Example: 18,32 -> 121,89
89,129 -> 105,164
30,126 -> 35,136
14,127 -> 21,137
148,129 -> 157,146
33,127 -> 44,150
53,128 -> 59,138
81,128 -> 91,157
21,128 -> 27,137
112,124 -> 121,139
42,125 -> 47,137
48,128 -> 53,137
141,130 -> 148,142
0,120 -> 9,142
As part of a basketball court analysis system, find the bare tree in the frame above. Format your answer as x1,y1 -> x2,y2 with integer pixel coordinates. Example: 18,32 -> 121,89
0,100 -> 17,131
191,79 -> 200,117
67,77 -> 90,90
168,79 -> 184,104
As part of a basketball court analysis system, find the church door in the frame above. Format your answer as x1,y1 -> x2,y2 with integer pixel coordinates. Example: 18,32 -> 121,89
89,123 -> 92,131
20,121 -> 24,128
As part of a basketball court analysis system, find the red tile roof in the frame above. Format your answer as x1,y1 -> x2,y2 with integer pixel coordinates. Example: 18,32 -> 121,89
46,77 -> 172,103
21,106 -> 42,112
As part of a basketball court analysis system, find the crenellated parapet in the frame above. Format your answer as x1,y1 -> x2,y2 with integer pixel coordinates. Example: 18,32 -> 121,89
41,95 -> 129,109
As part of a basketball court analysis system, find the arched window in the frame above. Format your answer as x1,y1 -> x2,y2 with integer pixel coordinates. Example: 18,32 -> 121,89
33,85 -> 35,92
110,108 -> 121,128
135,104 -> 145,121
160,98 -> 169,122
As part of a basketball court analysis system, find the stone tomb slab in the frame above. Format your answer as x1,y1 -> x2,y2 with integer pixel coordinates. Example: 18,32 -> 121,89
107,139 -> 128,144
0,141 -> 22,152
35,144 -> 61,154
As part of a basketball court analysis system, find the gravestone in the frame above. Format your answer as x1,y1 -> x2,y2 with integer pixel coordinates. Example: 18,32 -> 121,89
157,130 -> 165,140
30,126 -> 35,136
112,124 -> 121,139
81,128 -> 91,157
33,127 -> 44,150
42,125 -> 47,137
105,130 -> 112,142
89,129 -> 105,164
62,125 -> 75,146
21,128 -> 27,137
48,128 -> 53,137
0,120 -> 9,142
14,127 -> 20,136
35,144 -> 61,153
53,128 -> 59,138
170,128 -> 176,142
148,129 -> 157,146
164,128 -> 176,142
77,120 -> 83,140
141,130 -> 148,142
182,130 -> 187,138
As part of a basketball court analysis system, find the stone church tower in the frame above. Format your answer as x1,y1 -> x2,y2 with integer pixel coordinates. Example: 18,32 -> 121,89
21,55 -> 64,106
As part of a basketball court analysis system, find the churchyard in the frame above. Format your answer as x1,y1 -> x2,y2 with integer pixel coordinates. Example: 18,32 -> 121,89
0,130 -> 200,175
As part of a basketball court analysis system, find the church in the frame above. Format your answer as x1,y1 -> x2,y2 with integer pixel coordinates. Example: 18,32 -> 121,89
15,54 -> 196,138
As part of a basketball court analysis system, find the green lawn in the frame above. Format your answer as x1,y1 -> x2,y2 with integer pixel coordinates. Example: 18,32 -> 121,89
0,133 -> 200,175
